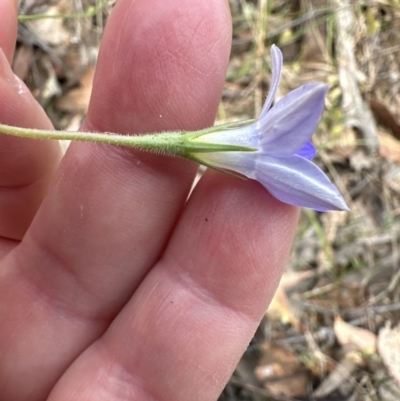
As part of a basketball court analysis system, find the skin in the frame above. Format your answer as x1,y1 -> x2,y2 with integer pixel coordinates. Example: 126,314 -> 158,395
0,0 -> 299,400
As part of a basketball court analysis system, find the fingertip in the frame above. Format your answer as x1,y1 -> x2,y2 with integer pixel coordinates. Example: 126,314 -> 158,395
0,0 -> 18,62
0,20 -> 62,239
85,0 -> 232,135
0,48 -> 18,83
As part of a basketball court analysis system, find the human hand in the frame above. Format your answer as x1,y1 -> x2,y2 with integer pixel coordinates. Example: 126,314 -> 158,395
0,0 -> 299,400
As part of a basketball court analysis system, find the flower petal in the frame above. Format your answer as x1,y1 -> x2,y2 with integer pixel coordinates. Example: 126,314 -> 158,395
259,83 -> 328,156
192,151 -> 256,177
259,44 -> 283,119
184,45 -> 348,213
297,142 -> 317,160
189,151 -> 348,212
254,154 -> 349,211
191,124 -> 259,148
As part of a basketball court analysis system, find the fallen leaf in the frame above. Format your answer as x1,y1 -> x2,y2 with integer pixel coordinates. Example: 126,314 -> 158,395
378,322 -> 400,388
370,98 -> 400,140
379,130 -> 400,163
267,282 -> 302,330
26,5 -> 71,47
334,315 -> 377,355
279,270 -> 317,294
255,342 -> 309,398
55,66 -> 95,113
332,128 -> 358,159
12,45 -> 33,80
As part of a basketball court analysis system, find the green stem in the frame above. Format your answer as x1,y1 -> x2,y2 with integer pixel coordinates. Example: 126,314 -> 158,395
18,0 -> 109,22
0,123 -> 256,157
0,123 -> 185,155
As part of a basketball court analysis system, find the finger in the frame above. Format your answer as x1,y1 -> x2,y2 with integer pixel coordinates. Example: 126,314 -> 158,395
0,0 -> 17,61
48,173 -> 299,401
0,0 -> 62,241
0,50 -> 62,241
0,0 -> 232,399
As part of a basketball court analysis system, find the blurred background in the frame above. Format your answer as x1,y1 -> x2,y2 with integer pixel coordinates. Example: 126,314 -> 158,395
15,1 -> 400,400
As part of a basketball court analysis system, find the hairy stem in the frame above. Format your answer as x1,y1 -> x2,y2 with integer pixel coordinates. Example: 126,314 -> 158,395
0,123 -> 256,157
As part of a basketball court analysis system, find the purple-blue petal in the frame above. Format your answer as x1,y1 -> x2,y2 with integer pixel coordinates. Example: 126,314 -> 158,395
189,45 -> 348,213
259,45 -> 283,119
258,83 -> 328,157
254,155 -> 349,212
192,151 -> 349,212
297,142 -> 317,160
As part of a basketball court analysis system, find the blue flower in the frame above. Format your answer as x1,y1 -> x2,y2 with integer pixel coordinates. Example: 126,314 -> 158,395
190,45 -> 349,212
